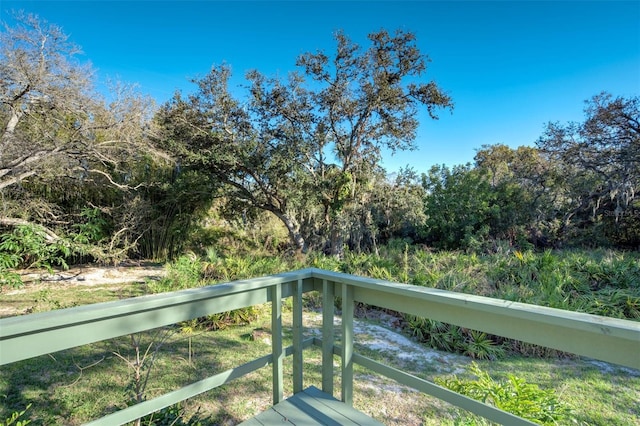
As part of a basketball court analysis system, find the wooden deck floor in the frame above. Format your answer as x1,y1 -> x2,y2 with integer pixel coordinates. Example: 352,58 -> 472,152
238,386 -> 385,425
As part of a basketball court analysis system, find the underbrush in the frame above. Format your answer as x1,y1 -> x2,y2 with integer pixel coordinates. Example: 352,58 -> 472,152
90,246 -> 640,359
337,246 -> 639,359
1,245 -> 638,424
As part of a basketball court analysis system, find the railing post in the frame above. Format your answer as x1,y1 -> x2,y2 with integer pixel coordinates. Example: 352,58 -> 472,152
341,281 -> 354,405
271,283 -> 283,404
292,278 -> 304,394
322,279 -> 335,396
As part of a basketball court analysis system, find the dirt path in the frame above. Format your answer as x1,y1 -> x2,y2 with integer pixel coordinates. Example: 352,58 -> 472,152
4,264 -> 166,296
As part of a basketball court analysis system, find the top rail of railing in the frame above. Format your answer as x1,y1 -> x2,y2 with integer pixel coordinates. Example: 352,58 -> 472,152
1,268 -> 639,369
309,269 -> 640,370
0,269 -> 311,365
1,268 -> 639,425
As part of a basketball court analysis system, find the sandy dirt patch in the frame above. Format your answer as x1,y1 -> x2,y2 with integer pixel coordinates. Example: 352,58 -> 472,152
4,264 -> 166,295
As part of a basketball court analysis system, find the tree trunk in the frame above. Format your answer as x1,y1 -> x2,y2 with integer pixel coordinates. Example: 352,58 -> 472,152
273,211 -> 307,253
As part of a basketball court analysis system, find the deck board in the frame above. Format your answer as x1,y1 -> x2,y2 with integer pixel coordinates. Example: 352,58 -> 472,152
239,386 -> 384,425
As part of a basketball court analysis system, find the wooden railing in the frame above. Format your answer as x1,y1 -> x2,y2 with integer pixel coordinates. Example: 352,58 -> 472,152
1,268 -> 638,425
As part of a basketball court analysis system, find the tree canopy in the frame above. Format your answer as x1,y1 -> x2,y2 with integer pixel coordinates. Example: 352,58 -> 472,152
0,12 -> 169,265
154,29 -> 453,253
2,11 -> 638,277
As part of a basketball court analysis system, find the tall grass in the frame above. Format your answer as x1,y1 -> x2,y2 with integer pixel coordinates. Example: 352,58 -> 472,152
1,245 -> 638,424
154,246 -> 640,323
150,245 -> 639,358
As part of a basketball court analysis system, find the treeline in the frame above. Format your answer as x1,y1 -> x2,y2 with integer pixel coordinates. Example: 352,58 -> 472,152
1,13 -> 638,278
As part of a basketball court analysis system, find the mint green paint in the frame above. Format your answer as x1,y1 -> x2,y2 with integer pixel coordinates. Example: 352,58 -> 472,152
322,279 -> 335,396
292,278 -> 304,394
1,268 -> 638,425
311,269 -> 640,370
86,353 -> 274,426
271,283 -> 283,405
341,282 -> 354,406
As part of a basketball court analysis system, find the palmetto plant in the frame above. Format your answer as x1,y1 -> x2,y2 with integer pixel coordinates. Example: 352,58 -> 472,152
461,330 -> 504,360
404,316 -> 504,359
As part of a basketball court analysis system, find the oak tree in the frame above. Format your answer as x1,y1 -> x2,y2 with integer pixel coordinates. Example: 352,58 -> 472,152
537,93 -> 640,245
155,29 -> 452,253
1,12 -> 159,262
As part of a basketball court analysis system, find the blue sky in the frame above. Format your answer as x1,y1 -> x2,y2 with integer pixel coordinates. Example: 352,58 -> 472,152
2,1 -> 639,173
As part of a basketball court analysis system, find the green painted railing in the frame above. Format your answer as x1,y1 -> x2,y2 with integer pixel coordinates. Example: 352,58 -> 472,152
1,268 -> 639,425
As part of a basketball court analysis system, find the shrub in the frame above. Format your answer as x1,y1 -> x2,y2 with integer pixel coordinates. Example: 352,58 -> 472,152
404,317 -> 504,360
436,362 -> 571,425
0,224 -> 75,289
0,402 -> 31,426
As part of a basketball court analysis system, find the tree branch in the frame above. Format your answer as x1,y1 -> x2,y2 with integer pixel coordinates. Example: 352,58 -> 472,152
0,217 -> 61,242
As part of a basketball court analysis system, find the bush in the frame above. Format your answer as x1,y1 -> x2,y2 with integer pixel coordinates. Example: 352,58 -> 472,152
148,253 -> 203,292
436,362 -> 571,425
403,317 -> 504,360
0,224 -> 79,289
0,402 -> 31,426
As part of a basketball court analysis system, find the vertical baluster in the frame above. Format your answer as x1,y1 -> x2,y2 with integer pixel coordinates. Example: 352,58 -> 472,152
341,282 -> 354,405
293,278 -> 304,394
271,283 -> 283,404
322,279 -> 335,395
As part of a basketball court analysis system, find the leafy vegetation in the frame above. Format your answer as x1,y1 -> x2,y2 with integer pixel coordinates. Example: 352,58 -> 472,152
4,13 -> 637,265
1,10 -> 639,426
0,402 -> 31,426
436,362 -> 571,425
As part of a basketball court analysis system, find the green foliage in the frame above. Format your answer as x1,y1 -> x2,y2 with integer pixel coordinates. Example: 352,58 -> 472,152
421,164 -> 530,251
0,257 -> 22,288
404,317 -> 504,360
138,403 -> 204,426
148,252 -> 273,332
136,169 -> 219,261
308,251 -> 343,272
436,363 -> 571,425
536,93 -> 640,248
72,208 -> 110,245
488,249 -> 640,318
161,253 -> 202,289
0,224 -> 84,289
354,247 -> 640,357
0,225 -> 70,270
0,402 -> 31,426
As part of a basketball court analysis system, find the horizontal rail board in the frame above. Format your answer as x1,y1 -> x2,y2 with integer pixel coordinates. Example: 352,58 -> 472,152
1,268 -> 639,425
311,270 -> 640,369
0,272 -> 315,365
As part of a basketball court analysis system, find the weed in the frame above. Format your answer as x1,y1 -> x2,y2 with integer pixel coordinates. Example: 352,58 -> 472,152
461,331 -> 504,360
436,362 -> 571,425
0,400 -> 31,426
